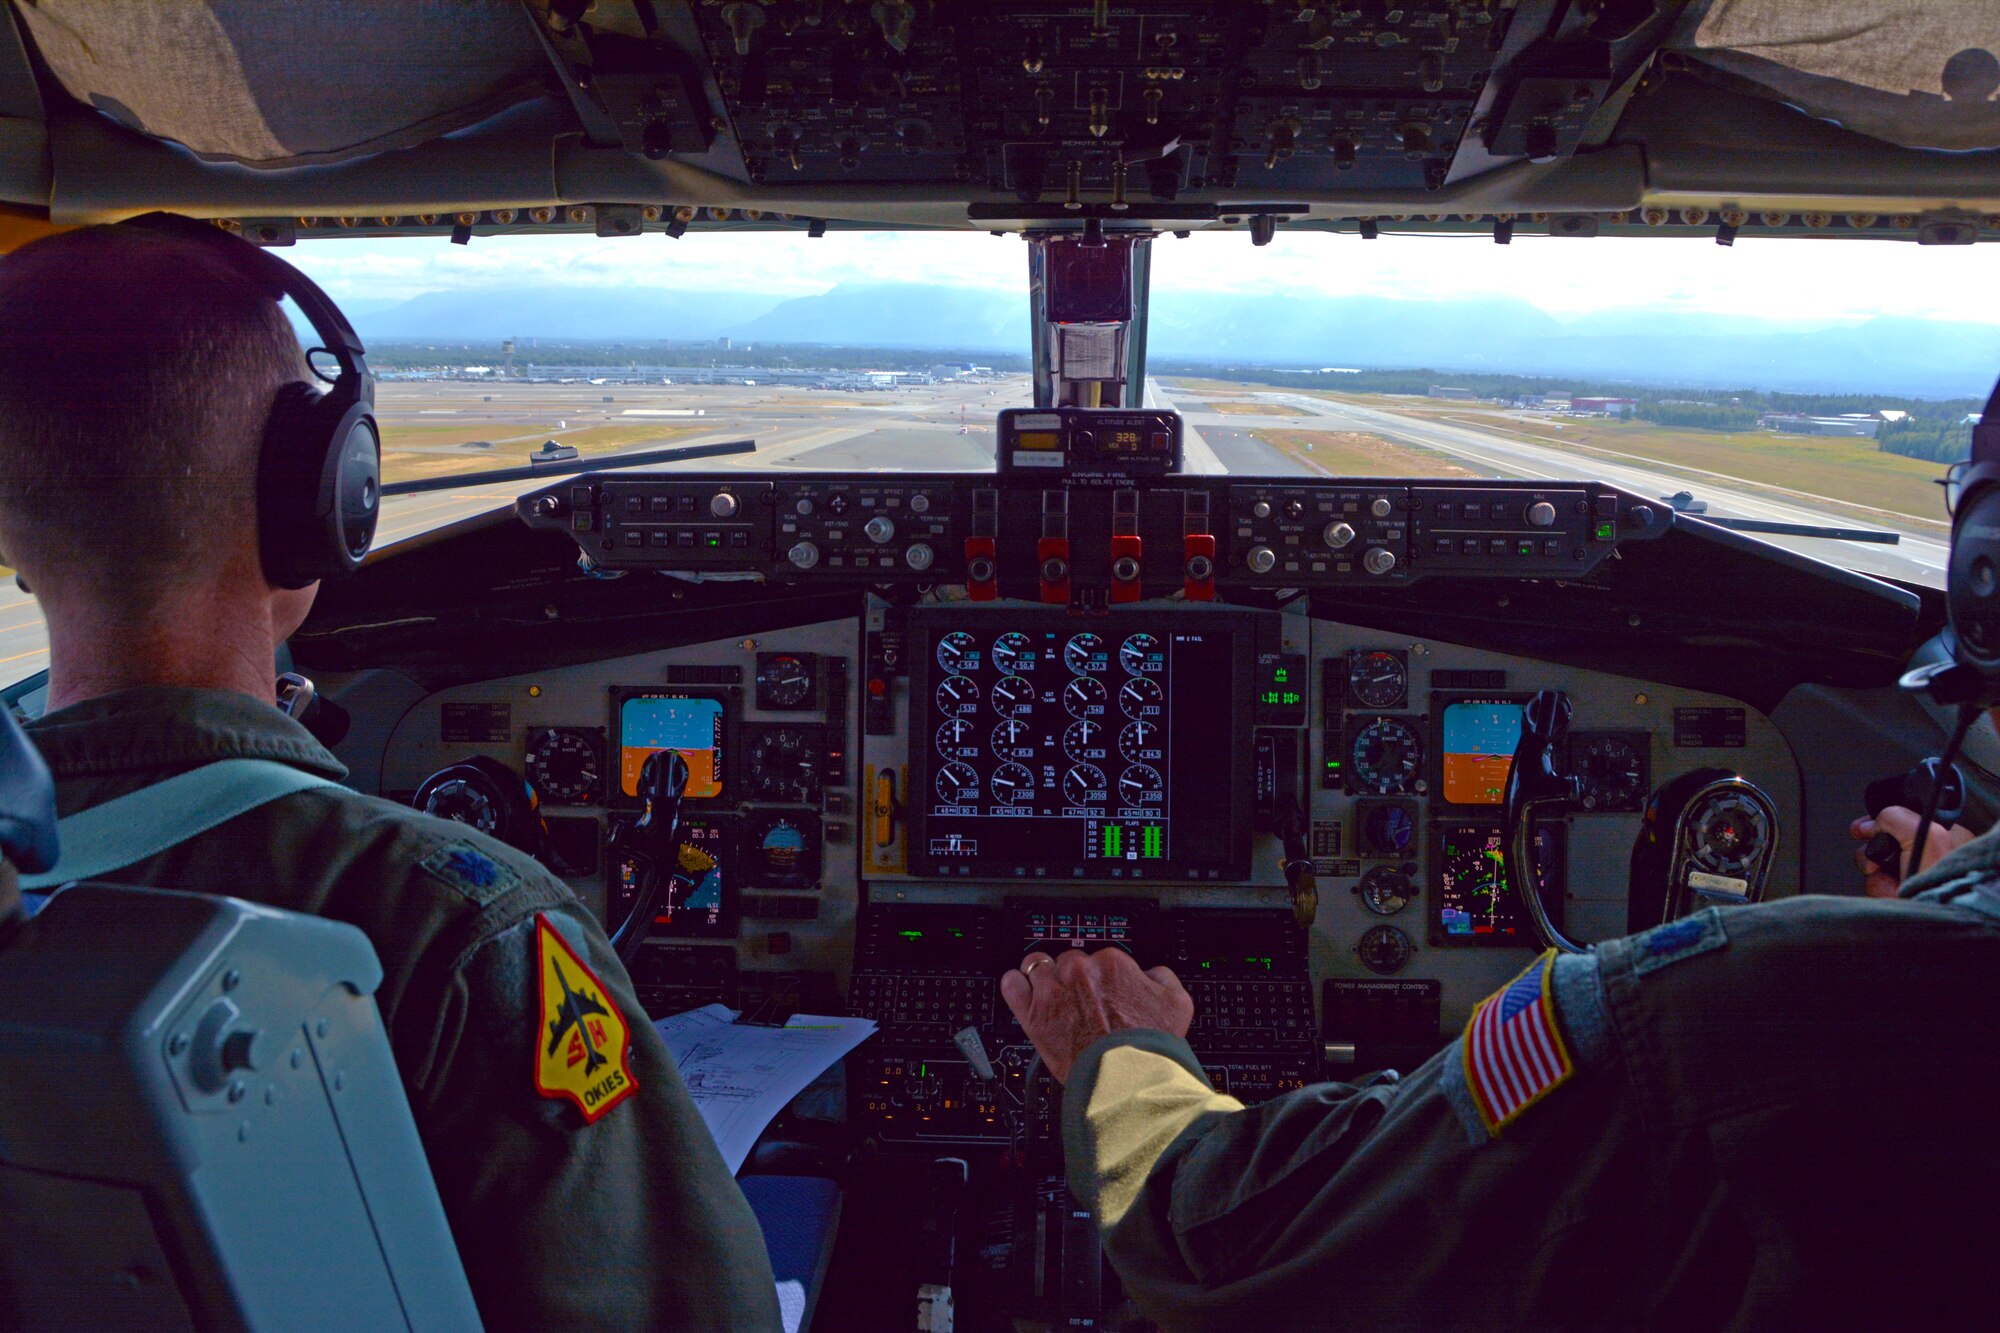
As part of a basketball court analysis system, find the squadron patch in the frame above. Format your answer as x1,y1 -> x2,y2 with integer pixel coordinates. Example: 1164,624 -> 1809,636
1461,950 -> 1574,1138
533,913 -> 637,1123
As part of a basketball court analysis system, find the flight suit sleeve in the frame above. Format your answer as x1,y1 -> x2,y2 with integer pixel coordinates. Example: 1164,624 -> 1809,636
1062,963 -> 1642,1331
410,900 -> 782,1333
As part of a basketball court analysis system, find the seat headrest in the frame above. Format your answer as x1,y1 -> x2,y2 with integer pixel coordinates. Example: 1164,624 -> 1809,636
0,707 -> 58,873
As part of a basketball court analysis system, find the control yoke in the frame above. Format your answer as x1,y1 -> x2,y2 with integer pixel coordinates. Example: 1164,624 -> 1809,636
1502,690 -> 1587,955
607,749 -> 691,967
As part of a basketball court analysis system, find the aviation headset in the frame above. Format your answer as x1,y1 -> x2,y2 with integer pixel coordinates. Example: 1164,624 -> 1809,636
1946,376 -> 2000,698
120,213 -> 381,590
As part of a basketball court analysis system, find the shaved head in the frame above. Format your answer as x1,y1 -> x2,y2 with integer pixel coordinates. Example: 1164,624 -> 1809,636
0,224 -> 305,606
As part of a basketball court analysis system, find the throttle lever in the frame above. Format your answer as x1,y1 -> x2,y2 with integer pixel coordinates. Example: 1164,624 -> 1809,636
1502,690 -> 1586,954
607,749 -> 691,967
1862,758 -> 1967,872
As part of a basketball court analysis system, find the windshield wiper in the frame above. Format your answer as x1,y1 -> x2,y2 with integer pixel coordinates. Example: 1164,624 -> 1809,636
1687,516 -> 1901,546
380,439 -> 758,497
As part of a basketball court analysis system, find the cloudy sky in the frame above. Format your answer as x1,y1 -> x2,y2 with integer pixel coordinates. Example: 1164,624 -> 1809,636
282,226 -> 2000,327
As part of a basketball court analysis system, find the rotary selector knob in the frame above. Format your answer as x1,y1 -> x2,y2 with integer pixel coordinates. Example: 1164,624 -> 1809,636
794,497 -> 814,516
710,492 -> 739,518
863,515 -> 896,544
1370,496 -> 1394,519
1527,501 -> 1557,527
1252,500 -> 1273,519
909,493 -> 931,514
788,540 -> 821,570
1246,546 -> 1277,574
1324,521 -> 1357,549
905,543 -> 935,572
1363,547 -> 1397,576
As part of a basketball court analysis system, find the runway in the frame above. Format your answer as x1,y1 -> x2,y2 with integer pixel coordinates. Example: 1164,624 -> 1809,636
0,372 -> 1944,690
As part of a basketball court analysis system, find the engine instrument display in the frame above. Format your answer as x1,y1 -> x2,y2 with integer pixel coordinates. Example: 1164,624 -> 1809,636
1434,821 -> 1566,944
609,814 -> 735,938
1440,699 -> 1523,806
614,690 -> 727,802
909,608 -> 1256,880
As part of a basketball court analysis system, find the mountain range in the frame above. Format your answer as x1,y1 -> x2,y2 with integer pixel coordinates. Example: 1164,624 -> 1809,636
345,282 -> 2000,399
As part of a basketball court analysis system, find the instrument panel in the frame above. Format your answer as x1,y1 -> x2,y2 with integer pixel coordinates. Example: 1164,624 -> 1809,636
364,599 -> 1800,1076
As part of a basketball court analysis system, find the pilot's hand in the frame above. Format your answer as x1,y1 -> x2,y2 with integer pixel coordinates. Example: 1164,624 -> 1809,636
1000,947 -> 1194,1085
1851,805 -> 1977,898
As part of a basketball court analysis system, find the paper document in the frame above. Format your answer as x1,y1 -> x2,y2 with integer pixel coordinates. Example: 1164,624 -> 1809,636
655,1004 -> 877,1174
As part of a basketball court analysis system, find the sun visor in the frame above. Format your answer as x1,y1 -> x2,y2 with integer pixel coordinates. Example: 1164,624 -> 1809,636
1670,0 -> 2000,153
11,0 -> 551,166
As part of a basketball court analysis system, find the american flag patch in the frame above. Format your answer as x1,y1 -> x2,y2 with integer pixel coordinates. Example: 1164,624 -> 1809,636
1462,949 -> 1574,1137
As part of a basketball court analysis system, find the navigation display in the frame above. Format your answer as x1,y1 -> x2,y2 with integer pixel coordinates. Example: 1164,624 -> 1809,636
1440,699 -> 1523,805
615,690 -> 726,801
609,815 -> 735,938
909,609 -> 1256,880
1434,821 -> 1565,944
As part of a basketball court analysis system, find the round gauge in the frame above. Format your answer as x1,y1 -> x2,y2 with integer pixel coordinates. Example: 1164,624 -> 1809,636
1119,719 -> 1160,763
992,718 -> 1036,759
526,728 -> 602,804
1118,764 -> 1164,805
1576,735 -> 1647,812
1119,675 -> 1163,719
1359,866 -> 1415,916
1689,791 -> 1773,877
1064,675 -> 1108,718
1119,633 -> 1162,675
992,631 -> 1035,673
1347,651 -> 1408,710
991,762 -> 1037,805
746,726 -> 820,802
1064,632 -> 1106,674
755,654 -> 814,709
746,810 -> 821,889
1357,924 -> 1415,975
991,674 -> 1037,716
1064,719 -> 1106,761
935,761 -> 981,805
935,674 -> 980,714
414,758 -> 540,852
1349,717 -> 1423,794
936,630 -> 978,675
1063,764 -> 1108,806
1361,802 -> 1417,856
935,717 -> 977,758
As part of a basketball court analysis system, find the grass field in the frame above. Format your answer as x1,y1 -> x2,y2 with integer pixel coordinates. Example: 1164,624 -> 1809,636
1203,400 -> 1307,416
1431,412 -> 1949,529
379,422 -> 703,485
1253,428 -> 1479,478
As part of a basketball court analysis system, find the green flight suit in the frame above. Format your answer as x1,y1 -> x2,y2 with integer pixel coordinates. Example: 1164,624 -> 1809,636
26,687 -> 781,1333
1064,848 -> 2000,1330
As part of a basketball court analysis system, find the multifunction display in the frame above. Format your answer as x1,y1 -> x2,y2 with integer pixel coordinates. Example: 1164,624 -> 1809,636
1433,821 -> 1565,945
909,608 -> 1256,880
1440,698 -> 1523,806
613,689 -> 727,802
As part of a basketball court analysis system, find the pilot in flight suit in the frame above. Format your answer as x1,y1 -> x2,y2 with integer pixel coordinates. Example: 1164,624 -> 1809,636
23,688 -> 782,1332
1045,856 -> 2000,1330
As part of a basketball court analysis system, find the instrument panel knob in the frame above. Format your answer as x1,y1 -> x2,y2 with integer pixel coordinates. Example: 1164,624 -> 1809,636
1252,500 -> 1273,519
1324,521 -> 1356,549
863,515 -> 896,544
710,491 -> 740,518
788,540 -> 821,569
1246,545 -> 1277,574
1363,547 -> 1397,576
1527,501 -> 1557,527
1369,496 -> 1394,519
909,493 -> 931,514
905,543 -> 935,572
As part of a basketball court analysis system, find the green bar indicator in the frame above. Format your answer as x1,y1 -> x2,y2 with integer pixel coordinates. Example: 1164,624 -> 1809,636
1141,825 -> 1164,859
1103,824 -> 1122,858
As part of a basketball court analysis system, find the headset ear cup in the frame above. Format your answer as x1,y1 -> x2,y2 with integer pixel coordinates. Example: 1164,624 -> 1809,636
257,381 -> 324,589
257,382 -> 379,588
1949,486 -> 2000,677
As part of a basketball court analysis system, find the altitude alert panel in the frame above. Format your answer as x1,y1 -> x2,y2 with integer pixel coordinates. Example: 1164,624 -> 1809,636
908,606 -> 1257,881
